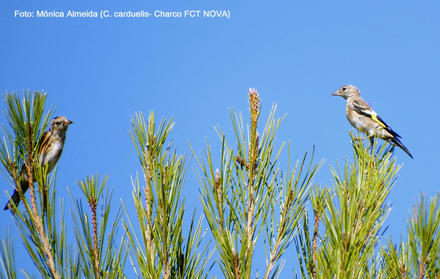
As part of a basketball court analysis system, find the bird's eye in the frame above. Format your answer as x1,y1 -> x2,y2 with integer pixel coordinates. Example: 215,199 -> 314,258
342,87 -> 347,91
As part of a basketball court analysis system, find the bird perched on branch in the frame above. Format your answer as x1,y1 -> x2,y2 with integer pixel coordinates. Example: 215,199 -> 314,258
4,116 -> 73,210
332,85 -> 413,158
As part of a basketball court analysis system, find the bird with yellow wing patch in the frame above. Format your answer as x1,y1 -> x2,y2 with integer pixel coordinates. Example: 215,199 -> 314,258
332,85 -> 413,158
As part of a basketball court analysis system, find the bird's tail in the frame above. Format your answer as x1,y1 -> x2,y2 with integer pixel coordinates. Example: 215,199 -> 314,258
4,189 -> 22,210
391,137 -> 413,159
4,179 -> 29,210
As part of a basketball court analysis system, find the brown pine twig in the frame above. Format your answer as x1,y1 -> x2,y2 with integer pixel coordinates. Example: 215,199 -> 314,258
91,202 -> 100,279
232,249 -> 241,279
419,262 -> 425,279
25,123 -> 59,279
214,168 -> 224,230
312,211 -> 320,279
245,88 -> 260,260
143,145 -> 155,267
400,264 -> 407,279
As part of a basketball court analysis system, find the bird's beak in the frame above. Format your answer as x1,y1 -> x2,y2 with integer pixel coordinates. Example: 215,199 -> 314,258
66,120 -> 73,125
331,90 -> 341,96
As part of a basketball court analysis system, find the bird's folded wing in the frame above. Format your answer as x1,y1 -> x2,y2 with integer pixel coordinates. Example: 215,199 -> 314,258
37,130 -> 52,162
351,99 -> 401,138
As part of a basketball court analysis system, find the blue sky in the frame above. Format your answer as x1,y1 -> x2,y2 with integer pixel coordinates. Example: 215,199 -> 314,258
1,0 -> 439,277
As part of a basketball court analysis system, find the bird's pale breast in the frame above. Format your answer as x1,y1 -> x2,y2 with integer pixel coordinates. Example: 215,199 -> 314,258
41,140 -> 63,172
345,104 -> 393,139
346,104 -> 375,134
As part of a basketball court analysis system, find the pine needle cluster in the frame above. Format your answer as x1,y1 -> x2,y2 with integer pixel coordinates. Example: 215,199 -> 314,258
0,90 -> 439,279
